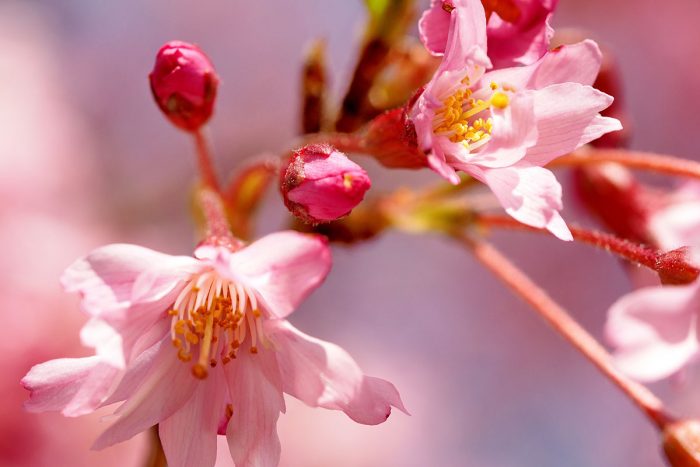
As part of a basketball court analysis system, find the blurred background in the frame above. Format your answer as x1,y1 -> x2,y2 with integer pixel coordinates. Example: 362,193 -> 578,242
2,0 -> 700,466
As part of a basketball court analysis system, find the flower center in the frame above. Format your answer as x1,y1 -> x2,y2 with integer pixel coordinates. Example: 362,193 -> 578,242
169,271 -> 267,379
433,81 -> 511,152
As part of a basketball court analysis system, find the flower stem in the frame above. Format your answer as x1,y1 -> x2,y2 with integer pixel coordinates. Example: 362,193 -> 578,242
453,232 -> 674,430
473,214 -> 699,284
553,148 -> 700,180
144,426 -> 167,467
193,128 -> 221,191
197,187 -> 241,250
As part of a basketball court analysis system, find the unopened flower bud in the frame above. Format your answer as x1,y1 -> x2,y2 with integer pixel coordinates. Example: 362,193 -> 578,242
149,41 -> 219,131
281,144 -> 371,223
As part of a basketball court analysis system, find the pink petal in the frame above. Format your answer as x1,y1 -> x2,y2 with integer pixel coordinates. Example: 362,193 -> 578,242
79,291 -> 176,369
61,244 -> 201,317
487,0 -> 557,68
101,338 -> 165,407
159,367 -> 227,467
92,345 -> 197,450
22,356 -> 121,417
418,0 -> 451,56
439,0 -> 491,73
473,164 -> 573,240
606,283 -> 700,382
484,40 -> 603,90
266,320 -> 407,425
226,231 -> 332,319
466,91 -> 537,168
523,83 -> 621,166
225,349 -> 285,467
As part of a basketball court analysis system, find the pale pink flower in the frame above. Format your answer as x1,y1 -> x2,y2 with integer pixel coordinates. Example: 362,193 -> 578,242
22,231 -> 405,467
281,144 -> 371,223
419,0 -> 557,69
606,280 -> 700,382
606,183 -> 700,382
410,0 -> 621,240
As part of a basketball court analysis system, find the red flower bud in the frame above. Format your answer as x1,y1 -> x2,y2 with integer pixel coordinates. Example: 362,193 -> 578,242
149,41 -> 219,131
281,144 -> 371,223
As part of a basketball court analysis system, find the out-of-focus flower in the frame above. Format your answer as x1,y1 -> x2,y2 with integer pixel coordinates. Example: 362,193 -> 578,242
22,232 -> 405,467
606,183 -> 700,382
606,279 -> 700,383
410,0 -> 620,240
419,0 -> 557,69
648,183 -> 700,252
149,41 -> 219,132
281,144 -> 371,223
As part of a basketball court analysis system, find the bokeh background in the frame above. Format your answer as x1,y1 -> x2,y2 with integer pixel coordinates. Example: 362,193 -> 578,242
2,0 -> 700,466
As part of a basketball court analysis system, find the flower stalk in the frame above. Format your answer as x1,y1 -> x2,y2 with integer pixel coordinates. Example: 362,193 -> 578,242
554,148 -> 700,180
193,129 -> 221,192
453,232 -> 674,430
473,214 -> 700,284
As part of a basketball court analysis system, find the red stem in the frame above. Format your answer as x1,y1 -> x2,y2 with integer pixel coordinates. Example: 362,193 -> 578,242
454,233 -> 674,429
553,149 -> 700,180
474,214 -> 699,284
193,129 -> 221,191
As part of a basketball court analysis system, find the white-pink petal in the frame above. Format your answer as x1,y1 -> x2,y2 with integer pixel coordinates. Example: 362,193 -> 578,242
61,244 -> 200,317
92,345 -> 197,450
266,320 -> 407,425
484,40 -> 603,91
22,356 -> 120,417
159,367 -> 227,467
226,231 -> 332,319
473,164 -> 573,240
225,350 -> 285,467
523,82 -> 621,166
606,282 -> 700,382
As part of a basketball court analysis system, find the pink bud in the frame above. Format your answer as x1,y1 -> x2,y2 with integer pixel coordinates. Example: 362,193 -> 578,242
281,144 -> 371,223
149,41 -> 219,131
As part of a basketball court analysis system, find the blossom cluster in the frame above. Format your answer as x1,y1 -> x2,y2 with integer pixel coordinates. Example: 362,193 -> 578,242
24,0 -> 700,466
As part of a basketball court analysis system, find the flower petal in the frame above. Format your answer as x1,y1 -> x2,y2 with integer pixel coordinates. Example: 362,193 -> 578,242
92,344 -> 197,450
22,356 -> 120,417
266,320 -> 407,425
159,367 -> 227,467
439,0 -> 491,73
484,40 -> 603,90
418,0 -> 451,56
225,231 -> 332,319
61,244 -> 201,316
472,164 -> 573,240
523,82 -> 622,166
225,349 -> 285,467
487,0 -> 556,68
606,283 -> 700,382
466,91 -> 537,168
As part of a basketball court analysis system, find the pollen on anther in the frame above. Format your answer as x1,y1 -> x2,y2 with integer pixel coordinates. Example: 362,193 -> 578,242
491,92 -> 509,109
192,363 -> 208,379
250,346 -> 258,354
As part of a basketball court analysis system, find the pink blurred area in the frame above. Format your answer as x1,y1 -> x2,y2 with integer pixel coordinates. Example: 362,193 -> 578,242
2,0 -> 700,466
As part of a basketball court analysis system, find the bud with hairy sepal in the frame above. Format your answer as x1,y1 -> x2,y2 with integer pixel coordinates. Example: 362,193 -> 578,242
281,144 -> 371,223
149,41 -> 219,131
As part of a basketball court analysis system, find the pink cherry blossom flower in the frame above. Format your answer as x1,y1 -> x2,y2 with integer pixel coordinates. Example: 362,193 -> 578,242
281,144 -> 371,223
22,231 -> 405,467
409,0 -> 621,240
419,0 -> 557,69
